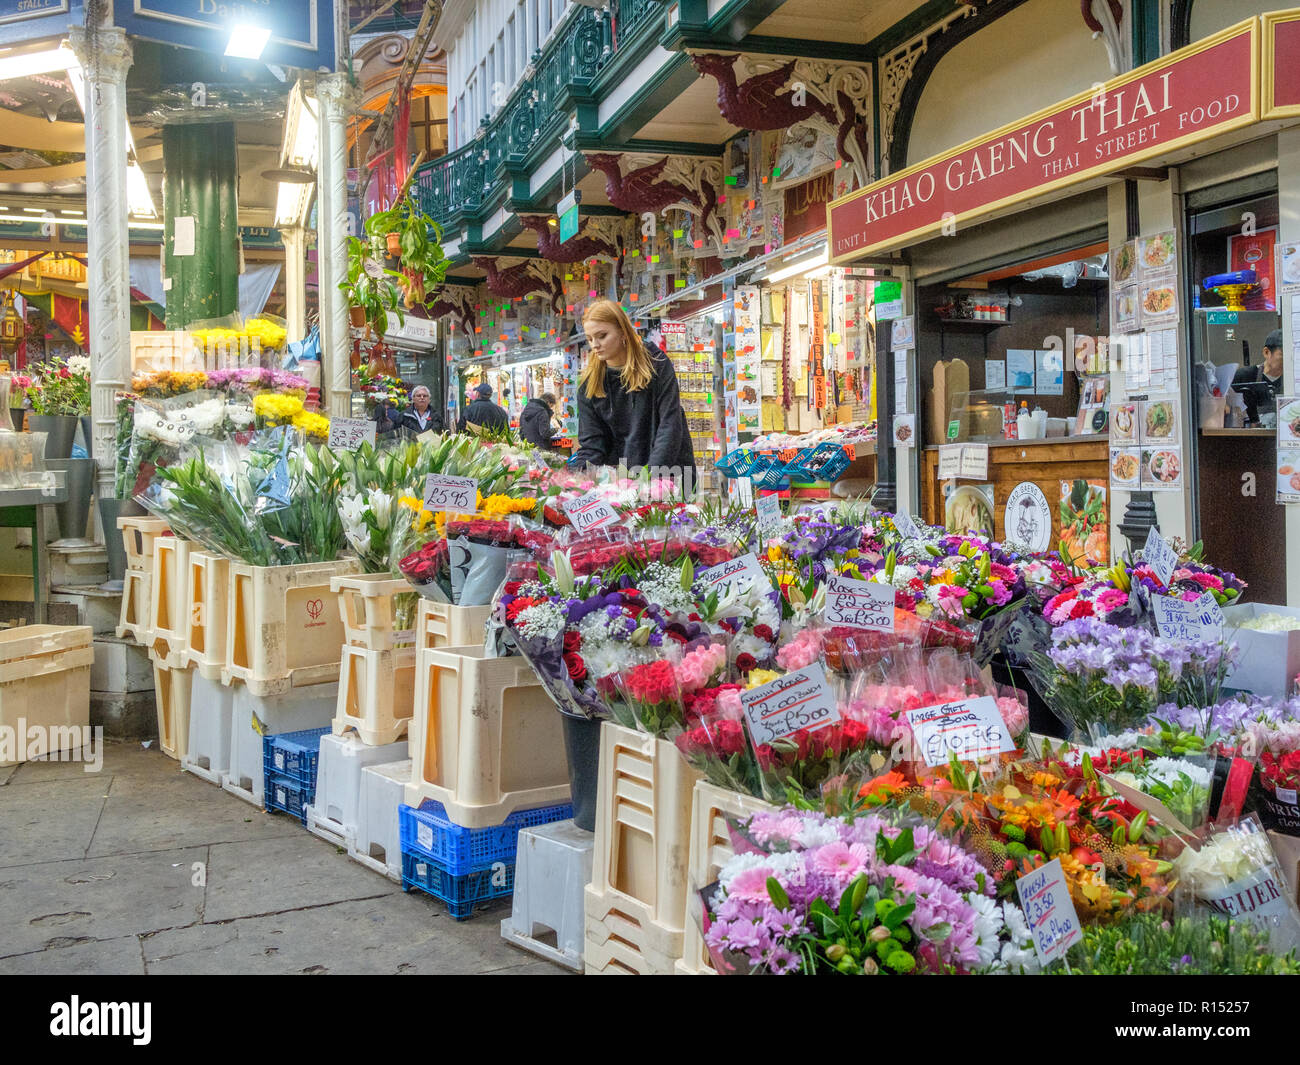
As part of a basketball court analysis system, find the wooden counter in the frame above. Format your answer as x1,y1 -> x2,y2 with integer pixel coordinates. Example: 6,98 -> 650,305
921,438 -> 1109,544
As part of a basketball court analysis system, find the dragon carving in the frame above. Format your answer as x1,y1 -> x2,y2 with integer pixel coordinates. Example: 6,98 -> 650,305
585,152 -> 723,254
517,214 -> 617,263
426,287 -> 477,338
471,257 -> 566,316
691,52 -> 873,188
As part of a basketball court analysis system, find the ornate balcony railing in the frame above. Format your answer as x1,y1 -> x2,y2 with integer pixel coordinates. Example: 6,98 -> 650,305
413,0 -> 664,233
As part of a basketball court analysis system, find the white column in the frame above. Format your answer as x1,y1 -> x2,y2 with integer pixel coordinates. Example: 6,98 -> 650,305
70,26 -> 133,501
316,73 -> 356,419
1280,128 -> 1300,607
280,224 -> 307,343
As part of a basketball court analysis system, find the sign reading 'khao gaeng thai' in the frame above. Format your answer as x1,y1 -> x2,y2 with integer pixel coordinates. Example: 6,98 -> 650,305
827,20 -> 1258,262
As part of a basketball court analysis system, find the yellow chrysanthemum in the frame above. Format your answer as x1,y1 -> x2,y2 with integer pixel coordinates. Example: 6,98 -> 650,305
253,393 -> 305,423
245,318 -> 288,349
746,669 -> 781,689
291,410 -> 330,441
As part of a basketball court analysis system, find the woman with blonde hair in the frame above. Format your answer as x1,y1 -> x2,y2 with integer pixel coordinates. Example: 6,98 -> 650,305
571,299 -> 695,480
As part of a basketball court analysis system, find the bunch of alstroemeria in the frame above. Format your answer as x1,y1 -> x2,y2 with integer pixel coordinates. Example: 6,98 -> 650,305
498,552 -> 682,720
1027,617 -> 1238,742
702,806 -> 1037,975
764,513 -> 867,583
858,756 -> 1177,924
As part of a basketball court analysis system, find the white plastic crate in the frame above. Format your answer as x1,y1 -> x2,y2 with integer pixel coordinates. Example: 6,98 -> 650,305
349,758 -> 411,882
116,567 -> 152,644
185,550 -> 229,680
678,780 -> 775,975
149,536 -> 190,659
183,672 -> 236,784
221,683 -> 337,808
332,644 -> 416,746
333,574 -> 418,652
224,559 -> 362,697
584,884 -> 684,975
304,732 -> 408,847
588,723 -> 701,937
501,819 -> 594,972
405,645 -> 569,827
0,625 -> 93,767
415,599 -> 490,651
117,516 -> 170,574
149,646 -> 194,762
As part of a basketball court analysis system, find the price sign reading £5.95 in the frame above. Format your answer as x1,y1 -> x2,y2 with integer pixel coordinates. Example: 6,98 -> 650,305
740,663 -> 840,746
423,474 -> 478,514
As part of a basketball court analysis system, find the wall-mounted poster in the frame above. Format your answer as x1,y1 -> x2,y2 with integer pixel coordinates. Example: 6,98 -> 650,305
1007,349 -> 1035,394
1058,479 -> 1108,567
1004,481 -> 1052,553
1035,349 -> 1064,396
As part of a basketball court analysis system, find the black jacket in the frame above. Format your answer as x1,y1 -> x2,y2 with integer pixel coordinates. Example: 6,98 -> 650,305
520,398 -> 559,450
571,344 -> 696,477
397,406 -> 442,434
457,397 -> 509,433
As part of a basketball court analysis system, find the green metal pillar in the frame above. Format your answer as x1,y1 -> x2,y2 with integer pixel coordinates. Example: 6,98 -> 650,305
162,123 -> 239,330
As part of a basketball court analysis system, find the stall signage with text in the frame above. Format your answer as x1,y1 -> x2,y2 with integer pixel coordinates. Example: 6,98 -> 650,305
1266,12 -> 1300,116
828,23 -> 1256,260
741,663 -> 840,745
823,575 -> 895,631
894,511 -> 921,539
756,494 -> 782,532
0,0 -> 67,28
905,696 -> 1014,767
1152,591 -> 1223,641
327,417 -> 377,451
116,0 -> 335,68
423,475 -> 478,515
1143,527 -> 1179,587
699,553 -> 767,597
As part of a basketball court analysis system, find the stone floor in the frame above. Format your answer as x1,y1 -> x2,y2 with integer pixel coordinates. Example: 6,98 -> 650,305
0,740 -> 570,975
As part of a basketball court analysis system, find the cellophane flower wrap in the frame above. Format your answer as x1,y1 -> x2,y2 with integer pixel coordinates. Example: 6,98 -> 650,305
125,389 -> 228,498
1174,815 -> 1300,953
700,806 -> 1037,974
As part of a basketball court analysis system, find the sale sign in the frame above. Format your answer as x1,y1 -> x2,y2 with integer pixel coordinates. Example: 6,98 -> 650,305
828,23 -> 1256,261
905,696 -> 1016,767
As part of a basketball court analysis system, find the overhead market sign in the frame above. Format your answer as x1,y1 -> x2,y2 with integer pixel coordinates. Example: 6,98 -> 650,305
115,0 -> 337,70
827,19 -> 1259,262
0,0 -> 68,25
1264,9 -> 1300,118
0,0 -> 77,46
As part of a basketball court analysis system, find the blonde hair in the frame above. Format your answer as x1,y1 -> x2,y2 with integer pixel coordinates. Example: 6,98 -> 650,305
579,299 -> 653,399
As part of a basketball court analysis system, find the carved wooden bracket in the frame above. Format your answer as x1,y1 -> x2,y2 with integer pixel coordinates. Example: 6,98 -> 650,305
584,151 -> 725,256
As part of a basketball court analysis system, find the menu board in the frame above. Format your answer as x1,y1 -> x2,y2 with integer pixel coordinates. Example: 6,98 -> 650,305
1278,396 -> 1300,504
1109,390 -> 1182,493
1111,230 -> 1178,336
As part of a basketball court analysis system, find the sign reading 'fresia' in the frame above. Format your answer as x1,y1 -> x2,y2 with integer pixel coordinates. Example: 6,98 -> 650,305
828,21 -> 1257,261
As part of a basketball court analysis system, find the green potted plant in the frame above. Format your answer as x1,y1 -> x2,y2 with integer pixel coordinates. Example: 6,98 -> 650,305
340,236 -> 405,336
24,355 -> 90,459
391,192 -> 449,308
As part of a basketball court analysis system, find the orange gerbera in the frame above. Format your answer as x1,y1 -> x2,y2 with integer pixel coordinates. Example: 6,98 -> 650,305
858,770 -> 908,803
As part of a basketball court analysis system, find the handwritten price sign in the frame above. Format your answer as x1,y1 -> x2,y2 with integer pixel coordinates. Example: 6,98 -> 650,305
893,511 -> 921,540
562,491 -> 619,532
698,552 -> 766,597
327,417 -> 377,451
1016,858 -> 1082,966
423,474 -> 478,514
756,494 -> 782,532
904,696 -> 1014,767
740,663 -> 840,746
1151,592 -> 1223,642
823,575 -> 895,631
1143,527 -> 1178,588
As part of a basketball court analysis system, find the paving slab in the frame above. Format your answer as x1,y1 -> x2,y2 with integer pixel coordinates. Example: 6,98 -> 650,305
142,894 -> 567,975
0,846 -> 205,957
0,776 -> 108,867
0,763 -> 18,785
201,834 -> 402,923
0,934 -> 145,975
87,754 -> 302,858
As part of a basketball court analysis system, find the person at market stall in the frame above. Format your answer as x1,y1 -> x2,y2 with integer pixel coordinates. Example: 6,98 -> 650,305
456,381 -> 509,433
520,392 -> 562,451
1232,328 -> 1285,423
371,396 -> 403,436
571,298 -> 696,485
397,385 -> 443,434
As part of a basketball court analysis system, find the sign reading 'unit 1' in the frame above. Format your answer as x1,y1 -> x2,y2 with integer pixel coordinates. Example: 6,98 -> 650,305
828,22 -> 1257,261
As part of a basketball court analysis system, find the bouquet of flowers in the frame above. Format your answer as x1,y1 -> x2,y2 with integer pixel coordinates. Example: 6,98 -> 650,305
701,806 -> 1036,974
252,392 -> 329,442
1053,911 -> 1299,974
23,355 -> 90,415
121,390 -> 228,499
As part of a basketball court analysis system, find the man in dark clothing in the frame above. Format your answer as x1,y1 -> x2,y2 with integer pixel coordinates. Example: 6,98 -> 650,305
570,343 -> 696,482
520,392 -> 562,450
396,385 -> 443,434
456,382 -> 509,433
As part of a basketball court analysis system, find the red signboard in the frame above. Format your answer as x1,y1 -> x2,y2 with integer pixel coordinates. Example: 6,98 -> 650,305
828,21 -> 1258,262
1266,11 -> 1300,115
784,173 -> 835,242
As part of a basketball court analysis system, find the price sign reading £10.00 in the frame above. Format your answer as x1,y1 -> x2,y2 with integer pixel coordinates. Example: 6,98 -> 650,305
740,663 -> 840,746
904,696 -> 1015,767
1016,858 -> 1082,966
327,417 -> 377,451
1151,592 -> 1222,642
562,491 -> 619,533
1143,527 -> 1179,587
423,474 -> 478,515
823,575 -> 895,631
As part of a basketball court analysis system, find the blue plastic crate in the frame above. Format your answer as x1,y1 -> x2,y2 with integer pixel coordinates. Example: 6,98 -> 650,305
781,442 -> 851,483
264,770 -> 313,824
262,727 -> 331,787
715,448 -> 767,478
751,461 -> 790,490
401,850 -> 515,920
399,800 -> 572,876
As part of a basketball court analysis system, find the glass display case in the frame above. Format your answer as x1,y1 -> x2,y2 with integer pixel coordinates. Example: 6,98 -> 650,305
948,388 -> 1014,442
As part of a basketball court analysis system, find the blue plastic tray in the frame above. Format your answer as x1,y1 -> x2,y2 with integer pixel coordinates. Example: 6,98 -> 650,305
399,800 -> 573,876
401,851 -> 516,920
263,727 -> 331,787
